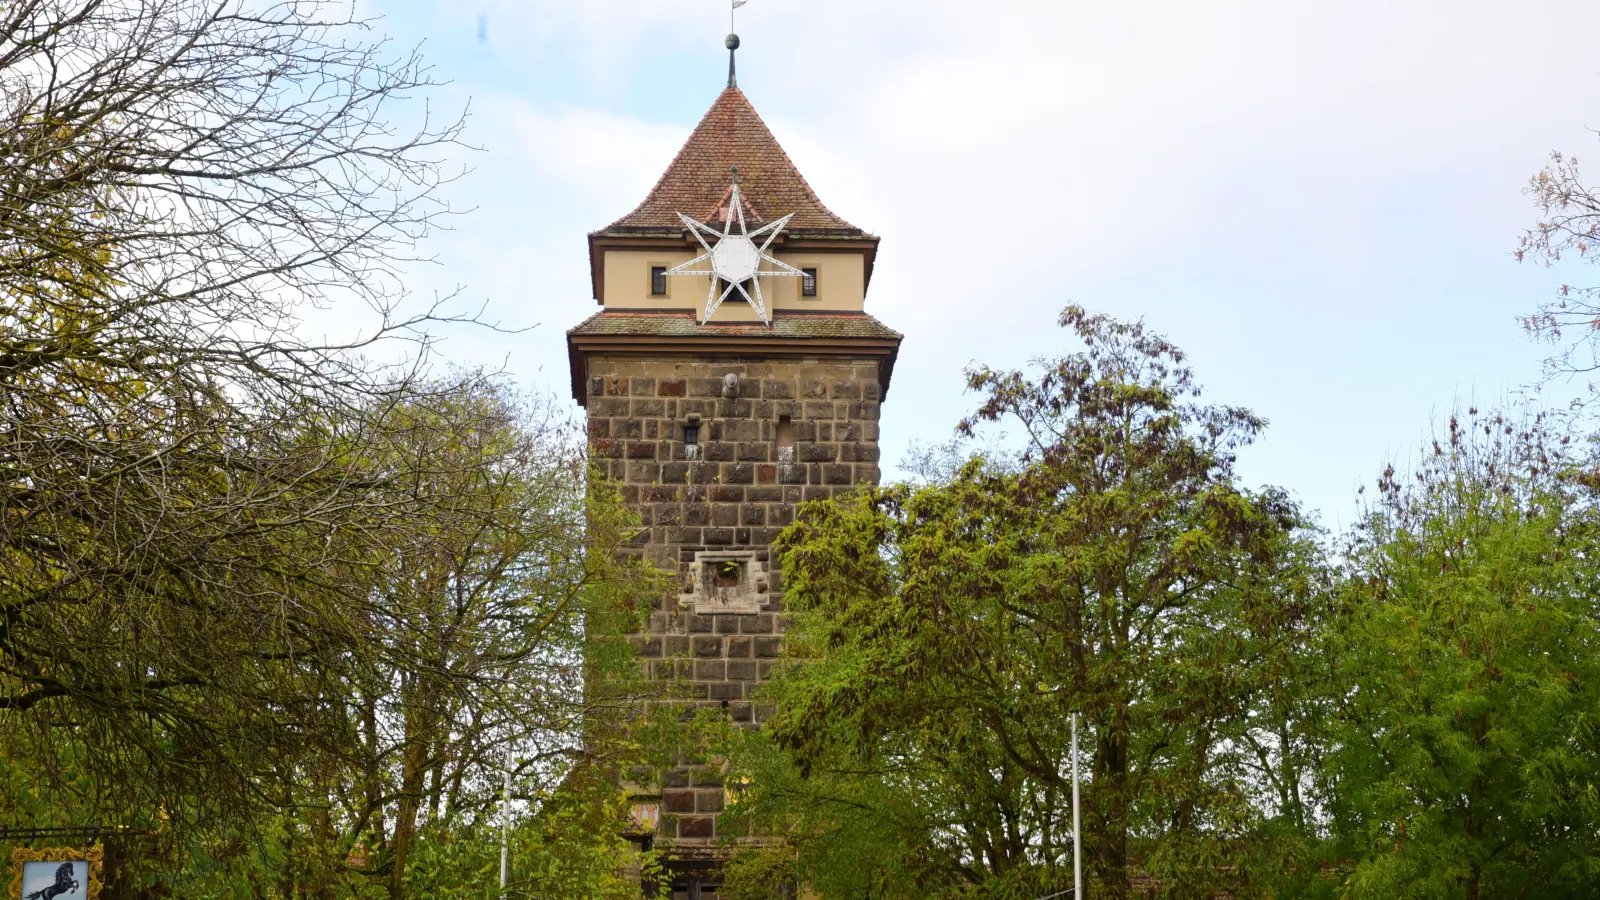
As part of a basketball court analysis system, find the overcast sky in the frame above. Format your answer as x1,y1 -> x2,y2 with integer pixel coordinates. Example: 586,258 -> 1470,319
358,0 -> 1600,529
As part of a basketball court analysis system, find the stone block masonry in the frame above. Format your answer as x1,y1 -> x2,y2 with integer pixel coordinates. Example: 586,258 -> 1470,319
588,354 -> 884,846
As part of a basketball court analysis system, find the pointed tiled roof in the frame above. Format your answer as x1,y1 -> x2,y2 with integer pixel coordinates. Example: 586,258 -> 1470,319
597,87 -> 868,237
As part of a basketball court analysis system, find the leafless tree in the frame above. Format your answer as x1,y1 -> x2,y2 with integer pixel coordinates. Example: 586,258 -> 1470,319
0,0 -> 472,378
1518,149 -> 1600,390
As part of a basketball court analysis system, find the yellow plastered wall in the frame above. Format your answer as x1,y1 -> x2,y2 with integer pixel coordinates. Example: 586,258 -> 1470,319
602,249 -> 867,321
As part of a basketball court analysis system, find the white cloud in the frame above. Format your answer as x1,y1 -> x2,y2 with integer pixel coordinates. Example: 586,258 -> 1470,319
376,0 -> 1600,521
495,99 -> 687,215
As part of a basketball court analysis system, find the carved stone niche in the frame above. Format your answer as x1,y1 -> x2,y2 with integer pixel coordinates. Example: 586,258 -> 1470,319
680,550 -> 766,615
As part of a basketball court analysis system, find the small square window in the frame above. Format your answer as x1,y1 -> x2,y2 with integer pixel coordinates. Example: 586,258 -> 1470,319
683,423 -> 699,445
651,266 -> 668,296
801,268 -> 818,297
775,415 -> 794,462
681,550 -> 765,614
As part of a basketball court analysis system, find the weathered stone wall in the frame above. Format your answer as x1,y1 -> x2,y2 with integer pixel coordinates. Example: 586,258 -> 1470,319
584,353 -> 884,846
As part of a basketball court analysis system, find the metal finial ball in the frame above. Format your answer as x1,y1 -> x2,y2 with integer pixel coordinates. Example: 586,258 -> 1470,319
725,33 -> 740,50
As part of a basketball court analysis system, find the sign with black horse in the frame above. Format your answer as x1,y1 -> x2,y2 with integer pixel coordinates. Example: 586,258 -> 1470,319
8,846 -> 100,900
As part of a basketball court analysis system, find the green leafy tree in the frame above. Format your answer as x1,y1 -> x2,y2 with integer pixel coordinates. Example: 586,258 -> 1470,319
335,386 -> 647,898
1323,409 -> 1600,898
726,308 -> 1323,899
0,379 -> 664,898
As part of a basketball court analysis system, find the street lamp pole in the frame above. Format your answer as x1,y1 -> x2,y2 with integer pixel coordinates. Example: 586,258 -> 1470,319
1072,712 -> 1082,900
500,747 -> 512,895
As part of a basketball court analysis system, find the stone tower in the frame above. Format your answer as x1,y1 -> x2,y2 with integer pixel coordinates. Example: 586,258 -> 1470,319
567,58 -> 901,897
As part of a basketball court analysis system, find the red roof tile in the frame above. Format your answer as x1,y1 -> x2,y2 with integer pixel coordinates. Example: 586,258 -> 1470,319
597,87 -> 868,237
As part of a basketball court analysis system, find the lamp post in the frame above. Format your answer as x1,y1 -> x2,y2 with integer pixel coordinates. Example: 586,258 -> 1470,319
500,747 -> 512,895
1072,713 -> 1082,899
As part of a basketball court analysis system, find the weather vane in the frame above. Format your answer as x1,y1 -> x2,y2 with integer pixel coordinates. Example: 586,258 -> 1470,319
726,0 -> 749,87
669,171 -> 805,325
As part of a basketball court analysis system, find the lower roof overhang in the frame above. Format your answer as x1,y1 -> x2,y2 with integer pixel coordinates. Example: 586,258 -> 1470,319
567,319 -> 901,406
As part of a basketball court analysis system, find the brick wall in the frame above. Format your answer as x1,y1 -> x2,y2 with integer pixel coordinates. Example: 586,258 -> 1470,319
585,353 -> 885,846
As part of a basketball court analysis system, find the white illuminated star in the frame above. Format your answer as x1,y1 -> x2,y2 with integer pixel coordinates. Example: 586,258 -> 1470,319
669,178 -> 805,325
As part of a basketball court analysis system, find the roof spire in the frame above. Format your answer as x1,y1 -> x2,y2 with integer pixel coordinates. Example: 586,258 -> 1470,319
726,33 -> 740,88
596,85 -> 866,235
